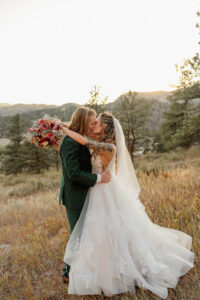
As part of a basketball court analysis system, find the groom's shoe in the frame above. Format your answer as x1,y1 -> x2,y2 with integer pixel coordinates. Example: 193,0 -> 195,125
62,275 -> 69,284
62,264 -> 70,284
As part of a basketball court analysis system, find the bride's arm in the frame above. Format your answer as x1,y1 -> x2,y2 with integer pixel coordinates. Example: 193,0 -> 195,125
61,126 -> 114,152
61,126 -> 88,145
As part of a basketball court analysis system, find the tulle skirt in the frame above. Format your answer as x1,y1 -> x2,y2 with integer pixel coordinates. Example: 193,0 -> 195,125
64,174 -> 194,299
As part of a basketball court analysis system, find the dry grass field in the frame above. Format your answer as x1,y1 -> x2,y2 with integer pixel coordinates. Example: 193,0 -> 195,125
0,148 -> 200,299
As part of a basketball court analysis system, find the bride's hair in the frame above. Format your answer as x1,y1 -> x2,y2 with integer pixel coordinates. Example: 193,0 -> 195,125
99,112 -> 116,145
69,106 -> 96,135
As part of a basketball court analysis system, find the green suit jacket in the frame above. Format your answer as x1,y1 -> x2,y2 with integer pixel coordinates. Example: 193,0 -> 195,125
59,136 -> 97,211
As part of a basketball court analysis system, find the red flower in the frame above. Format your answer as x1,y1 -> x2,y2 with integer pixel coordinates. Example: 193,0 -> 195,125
38,118 -> 46,125
48,132 -> 54,138
41,125 -> 47,131
29,128 -> 33,132
55,125 -> 61,131
49,121 -> 55,129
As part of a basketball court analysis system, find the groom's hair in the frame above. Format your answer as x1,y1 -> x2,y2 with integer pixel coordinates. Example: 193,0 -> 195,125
69,106 -> 96,135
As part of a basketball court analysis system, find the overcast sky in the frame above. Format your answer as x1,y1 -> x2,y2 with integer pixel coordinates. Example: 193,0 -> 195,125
0,0 -> 199,105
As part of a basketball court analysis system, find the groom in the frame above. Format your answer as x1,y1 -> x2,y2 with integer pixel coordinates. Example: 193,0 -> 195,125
59,106 -> 111,282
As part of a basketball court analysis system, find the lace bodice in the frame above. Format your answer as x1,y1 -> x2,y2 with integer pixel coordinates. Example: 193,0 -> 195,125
91,144 -> 116,174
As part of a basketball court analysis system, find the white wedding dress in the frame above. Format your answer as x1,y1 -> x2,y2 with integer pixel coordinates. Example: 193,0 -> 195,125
64,118 -> 194,299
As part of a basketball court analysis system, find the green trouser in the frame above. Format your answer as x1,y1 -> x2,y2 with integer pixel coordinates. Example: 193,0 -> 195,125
62,206 -> 82,277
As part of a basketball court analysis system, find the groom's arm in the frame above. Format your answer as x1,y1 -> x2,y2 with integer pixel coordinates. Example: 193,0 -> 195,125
61,138 -> 97,186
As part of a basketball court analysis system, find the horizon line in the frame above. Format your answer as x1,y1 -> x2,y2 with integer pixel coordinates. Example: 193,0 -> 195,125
0,89 -> 176,106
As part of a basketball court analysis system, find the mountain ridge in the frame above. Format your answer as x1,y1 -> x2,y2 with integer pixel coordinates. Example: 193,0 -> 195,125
0,91 -> 172,116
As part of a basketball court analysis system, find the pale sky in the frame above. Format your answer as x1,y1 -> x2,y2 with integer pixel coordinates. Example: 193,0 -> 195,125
0,0 -> 199,106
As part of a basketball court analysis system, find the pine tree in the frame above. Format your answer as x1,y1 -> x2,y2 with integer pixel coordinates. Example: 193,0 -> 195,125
188,102 -> 200,143
156,10 -> 200,152
48,147 -> 61,171
1,114 -> 25,174
19,141 -> 51,174
0,113 -> 57,174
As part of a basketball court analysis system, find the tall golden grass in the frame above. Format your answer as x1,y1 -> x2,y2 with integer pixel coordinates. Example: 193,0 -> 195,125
0,155 -> 199,299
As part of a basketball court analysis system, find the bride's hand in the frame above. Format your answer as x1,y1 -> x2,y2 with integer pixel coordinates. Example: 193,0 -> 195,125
54,118 -> 69,128
61,124 -> 71,137
54,118 -> 63,125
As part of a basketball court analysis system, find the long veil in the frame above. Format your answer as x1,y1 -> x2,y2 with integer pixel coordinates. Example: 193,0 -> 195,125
113,117 -> 141,199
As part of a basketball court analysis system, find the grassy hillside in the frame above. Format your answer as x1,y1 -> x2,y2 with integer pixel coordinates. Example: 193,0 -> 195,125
135,145 -> 200,174
0,151 -> 199,299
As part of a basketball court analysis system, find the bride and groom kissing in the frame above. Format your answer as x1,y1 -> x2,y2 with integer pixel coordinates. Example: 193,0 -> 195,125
58,106 -> 194,298
59,107 -> 112,277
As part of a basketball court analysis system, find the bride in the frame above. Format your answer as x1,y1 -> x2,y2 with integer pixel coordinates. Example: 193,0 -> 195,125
61,112 -> 194,299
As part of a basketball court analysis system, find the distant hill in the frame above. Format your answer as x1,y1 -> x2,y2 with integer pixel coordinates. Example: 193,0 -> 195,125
0,103 -> 12,107
0,89 -> 199,139
136,90 -> 174,102
112,90 -> 172,106
0,103 -> 59,117
0,91 -> 172,117
0,91 -> 172,114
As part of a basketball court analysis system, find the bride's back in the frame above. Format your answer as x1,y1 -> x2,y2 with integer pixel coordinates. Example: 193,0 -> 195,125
91,143 -> 116,174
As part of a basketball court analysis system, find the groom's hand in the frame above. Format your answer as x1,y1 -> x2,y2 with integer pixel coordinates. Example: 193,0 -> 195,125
100,171 -> 111,183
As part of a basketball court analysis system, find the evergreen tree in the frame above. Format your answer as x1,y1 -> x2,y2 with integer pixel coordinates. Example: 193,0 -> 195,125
8,113 -> 25,146
19,141 -> 51,174
48,147 -> 61,171
157,98 -> 188,151
170,10 -> 200,148
155,84 -> 200,152
171,103 -> 195,150
0,113 -> 59,174
1,114 -> 25,174
188,102 -> 200,143
155,10 -> 200,152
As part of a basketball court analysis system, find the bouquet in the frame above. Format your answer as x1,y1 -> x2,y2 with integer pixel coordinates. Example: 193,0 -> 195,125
27,114 -> 64,150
